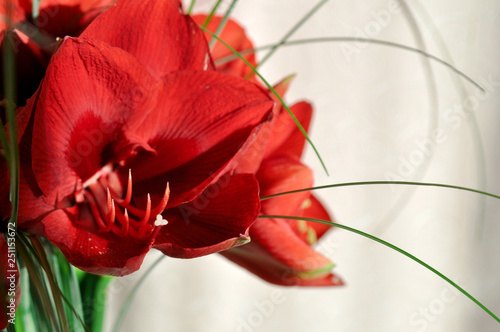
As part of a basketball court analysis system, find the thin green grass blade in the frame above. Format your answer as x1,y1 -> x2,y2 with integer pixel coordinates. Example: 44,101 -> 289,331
187,0 -> 196,15
256,0 -> 329,69
202,0 -> 222,27
199,26 -> 329,175
208,0 -> 239,50
260,181 -> 500,201
216,37 -> 485,92
111,255 -> 166,332
259,214 -> 500,324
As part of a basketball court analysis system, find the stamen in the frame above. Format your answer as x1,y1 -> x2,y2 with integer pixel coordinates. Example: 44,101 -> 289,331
113,208 -> 130,237
151,182 -> 170,216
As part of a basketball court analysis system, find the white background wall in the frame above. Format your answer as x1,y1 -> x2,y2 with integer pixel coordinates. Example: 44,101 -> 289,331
105,1 -> 500,331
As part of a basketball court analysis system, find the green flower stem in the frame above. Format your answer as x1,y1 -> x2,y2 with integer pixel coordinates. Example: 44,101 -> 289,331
261,181 -> 500,201
199,26 -> 329,176
79,274 -> 113,332
259,215 -> 500,324
215,37 -> 484,92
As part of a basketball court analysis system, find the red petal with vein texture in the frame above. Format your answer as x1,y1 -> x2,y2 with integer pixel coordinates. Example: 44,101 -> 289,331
81,0 -> 214,79
154,174 -> 260,258
124,70 -> 274,206
30,37 -> 157,202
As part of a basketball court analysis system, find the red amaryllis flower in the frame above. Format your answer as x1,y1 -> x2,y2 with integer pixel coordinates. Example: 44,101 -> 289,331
0,234 -> 20,330
6,0 -> 274,276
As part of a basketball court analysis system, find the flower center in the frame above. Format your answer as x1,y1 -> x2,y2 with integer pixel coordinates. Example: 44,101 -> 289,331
80,164 -> 170,238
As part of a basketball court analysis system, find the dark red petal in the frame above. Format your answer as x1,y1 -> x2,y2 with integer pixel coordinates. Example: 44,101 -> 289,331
32,0 -> 113,37
0,235 -> 20,330
257,155 -> 313,217
192,14 -> 256,78
124,70 -> 274,206
81,0 -> 215,78
30,37 -> 156,202
221,218 -> 342,286
153,174 -> 260,258
41,209 -> 154,276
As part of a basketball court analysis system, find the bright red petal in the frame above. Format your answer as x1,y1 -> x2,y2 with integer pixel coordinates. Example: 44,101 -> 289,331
81,0 -> 214,78
154,174 -> 260,258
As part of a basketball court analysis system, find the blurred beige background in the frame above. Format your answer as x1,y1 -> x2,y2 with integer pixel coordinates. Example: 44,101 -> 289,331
105,1 -> 500,331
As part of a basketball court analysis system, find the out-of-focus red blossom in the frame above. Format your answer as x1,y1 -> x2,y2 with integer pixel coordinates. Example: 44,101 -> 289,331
0,0 -> 274,276
0,235 -> 19,330
197,14 -> 341,286
0,0 -> 112,116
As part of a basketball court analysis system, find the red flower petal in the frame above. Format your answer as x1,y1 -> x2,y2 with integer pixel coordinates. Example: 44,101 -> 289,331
257,155 -> 313,217
154,174 -> 260,258
263,101 -> 313,160
81,0 -> 215,79
40,209 -> 154,276
221,218 -> 342,286
30,37 -> 157,203
123,70 -> 274,206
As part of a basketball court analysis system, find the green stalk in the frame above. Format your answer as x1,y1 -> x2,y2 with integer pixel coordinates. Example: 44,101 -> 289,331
79,274 -> 113,332
259,215 -> 500,324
